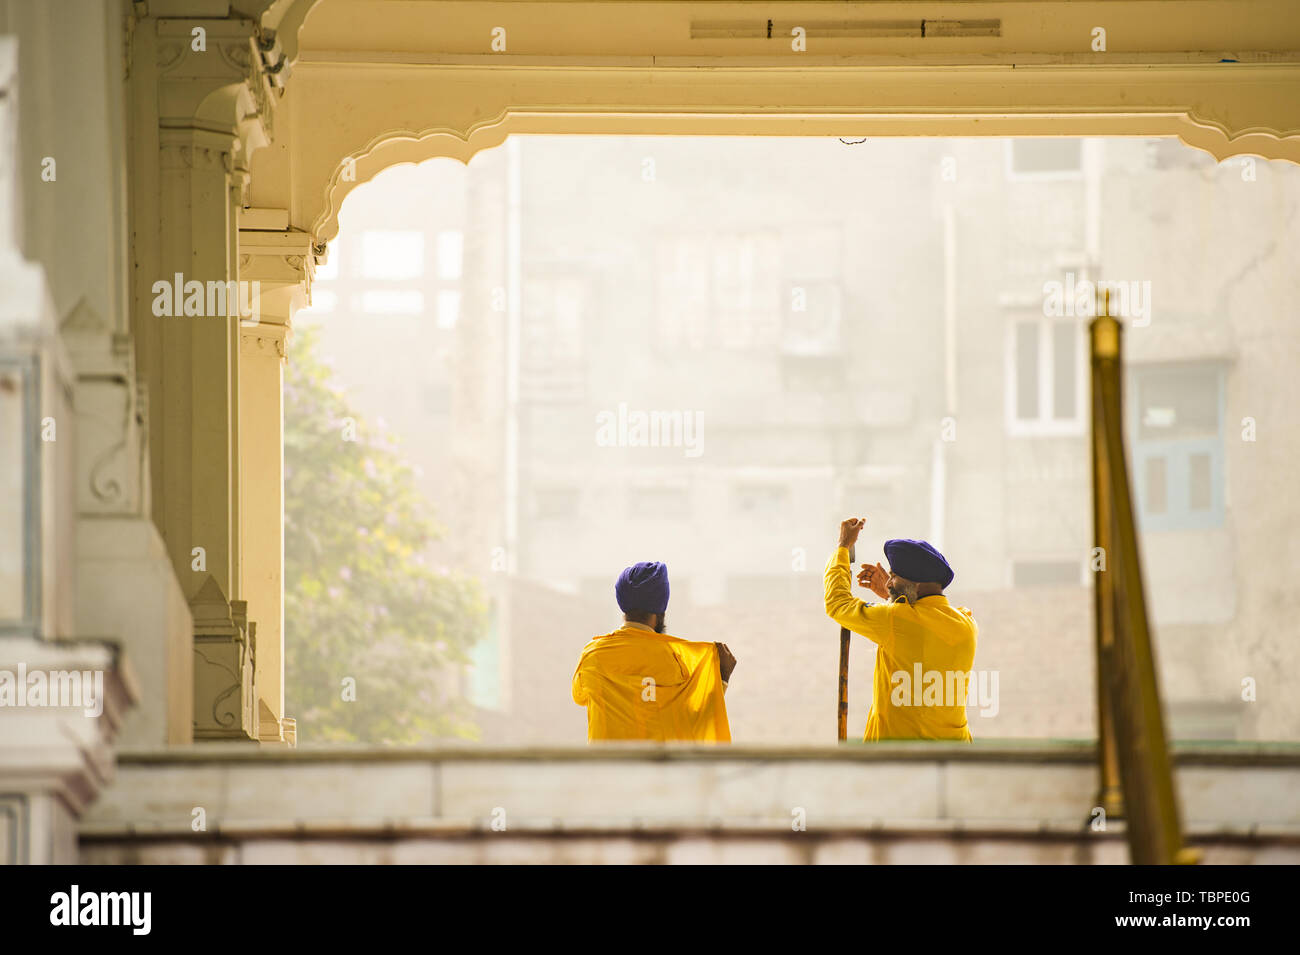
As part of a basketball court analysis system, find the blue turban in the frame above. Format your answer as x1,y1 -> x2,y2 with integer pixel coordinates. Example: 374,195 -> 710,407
883,539 -> 954,588
615,561 -> 670,615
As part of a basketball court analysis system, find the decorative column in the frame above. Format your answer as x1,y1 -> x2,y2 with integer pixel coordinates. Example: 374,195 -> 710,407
133,18 -> 277,741
238,213 -> 315,744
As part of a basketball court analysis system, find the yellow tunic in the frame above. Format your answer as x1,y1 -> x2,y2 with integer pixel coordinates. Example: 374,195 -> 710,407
824,547 -> 977,742
572,622 -> 731,742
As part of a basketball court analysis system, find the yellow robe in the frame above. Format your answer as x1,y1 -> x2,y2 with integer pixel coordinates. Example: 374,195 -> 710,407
572,623 -> 731,742
824,547 -> 977,742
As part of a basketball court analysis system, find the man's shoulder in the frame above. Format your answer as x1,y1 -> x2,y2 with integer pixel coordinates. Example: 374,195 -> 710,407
581,628 -> 677,658
581,629 -> 626,653
657,631 -> 712,649
954,606 -> 979,640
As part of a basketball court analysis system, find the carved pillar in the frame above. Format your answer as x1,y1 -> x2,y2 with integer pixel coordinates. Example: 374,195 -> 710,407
134,19 -> 278,741
155,127 -> 241,603
238,217 -> 314,744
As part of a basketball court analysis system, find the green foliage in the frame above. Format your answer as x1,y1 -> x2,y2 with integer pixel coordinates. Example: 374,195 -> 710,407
283,326 -> 486,743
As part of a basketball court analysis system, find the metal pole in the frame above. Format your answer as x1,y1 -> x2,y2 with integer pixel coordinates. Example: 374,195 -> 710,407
1089,291 -> 1198,864
1090,304 -> 1124,824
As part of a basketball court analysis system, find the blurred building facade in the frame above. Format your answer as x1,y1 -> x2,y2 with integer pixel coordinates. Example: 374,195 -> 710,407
307,135 -> 1300,745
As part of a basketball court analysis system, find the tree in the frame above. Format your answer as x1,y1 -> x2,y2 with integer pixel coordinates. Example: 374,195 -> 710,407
283,325 -> 486,743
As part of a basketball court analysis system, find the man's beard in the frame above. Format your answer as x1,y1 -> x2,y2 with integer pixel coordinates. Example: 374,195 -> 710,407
888,582 -> 918,604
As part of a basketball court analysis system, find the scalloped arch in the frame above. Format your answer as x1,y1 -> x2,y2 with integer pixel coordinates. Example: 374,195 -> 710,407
306,106 -> 1300,249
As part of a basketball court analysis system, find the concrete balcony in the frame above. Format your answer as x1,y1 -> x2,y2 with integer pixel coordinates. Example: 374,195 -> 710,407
79,741 -> 1300,864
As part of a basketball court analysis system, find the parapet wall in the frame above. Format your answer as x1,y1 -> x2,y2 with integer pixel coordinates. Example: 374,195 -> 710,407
79,742 -> 1300,863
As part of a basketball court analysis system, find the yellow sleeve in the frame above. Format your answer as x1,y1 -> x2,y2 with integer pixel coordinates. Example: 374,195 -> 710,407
668,643 -> 694,686
823,546 -> 894,650
571,657 -> 589,706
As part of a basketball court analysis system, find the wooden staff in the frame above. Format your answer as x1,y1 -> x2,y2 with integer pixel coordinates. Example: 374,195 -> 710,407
837,544 -> 854,741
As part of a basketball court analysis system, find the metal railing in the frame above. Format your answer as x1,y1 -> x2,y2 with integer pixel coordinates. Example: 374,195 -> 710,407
1089,291 -> 1200,865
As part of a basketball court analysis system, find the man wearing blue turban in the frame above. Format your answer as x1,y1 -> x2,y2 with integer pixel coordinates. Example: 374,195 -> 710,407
824,518 -> 978,741
572,561 -> 735,742
614,561 -> 672,632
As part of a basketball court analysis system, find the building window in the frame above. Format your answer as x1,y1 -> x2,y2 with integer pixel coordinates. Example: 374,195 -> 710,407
656,231 -> 782,349
436,230 -> 464,280
360,230 -> 424,279
1128,362 -> 1225,531
1005,138 -> 1084,180
1005,314 -> 1086,435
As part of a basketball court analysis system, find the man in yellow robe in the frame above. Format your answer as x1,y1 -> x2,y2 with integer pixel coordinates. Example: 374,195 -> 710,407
572,561 -> 735,742
824,518 -> 978,742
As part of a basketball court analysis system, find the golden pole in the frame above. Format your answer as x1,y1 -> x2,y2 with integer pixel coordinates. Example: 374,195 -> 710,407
1089,298 -> 1124,824
1089,289 -> 1199,865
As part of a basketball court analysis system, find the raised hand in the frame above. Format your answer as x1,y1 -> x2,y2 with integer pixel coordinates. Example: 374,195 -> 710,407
857,561 -> 890,600
715,642 -> 737,682
838,517 -> 865,550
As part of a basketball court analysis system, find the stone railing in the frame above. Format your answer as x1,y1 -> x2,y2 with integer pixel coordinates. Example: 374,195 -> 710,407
78,742 -> 1300,864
